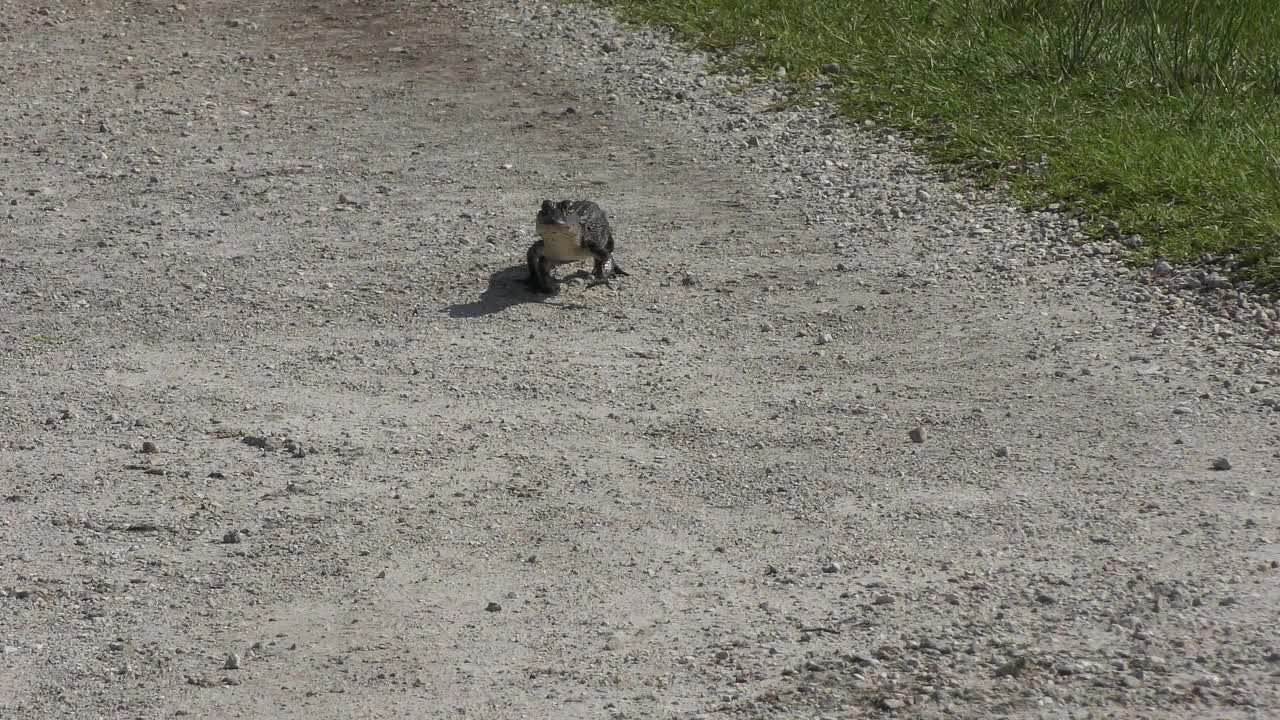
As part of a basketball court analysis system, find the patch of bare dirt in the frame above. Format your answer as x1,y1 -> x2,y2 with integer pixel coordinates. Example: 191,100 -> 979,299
1,0 -> 1277,718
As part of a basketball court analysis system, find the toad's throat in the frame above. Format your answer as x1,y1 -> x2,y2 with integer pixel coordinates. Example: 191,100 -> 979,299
537,223 -> 593,262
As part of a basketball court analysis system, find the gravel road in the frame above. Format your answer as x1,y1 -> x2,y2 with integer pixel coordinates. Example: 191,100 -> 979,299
1,0 -> 1277,718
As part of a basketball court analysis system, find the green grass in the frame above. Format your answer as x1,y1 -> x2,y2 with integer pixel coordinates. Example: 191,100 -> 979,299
588,0 -> 1280,288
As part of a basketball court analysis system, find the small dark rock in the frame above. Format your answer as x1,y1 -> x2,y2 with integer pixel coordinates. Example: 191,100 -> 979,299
1202,273 -> 1231,290
879,697 -> 905,711
846,652 -> 877,665
484,601 -> 502,612
908,427 -> 927,444
1211,457 -> 1231,471
242,435 -> 281,451
994,656 -> 1028,678
140,441 -> 158,454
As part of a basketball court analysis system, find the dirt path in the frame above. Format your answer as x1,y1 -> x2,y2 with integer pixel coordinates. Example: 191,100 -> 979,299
2,1 -> 1277,718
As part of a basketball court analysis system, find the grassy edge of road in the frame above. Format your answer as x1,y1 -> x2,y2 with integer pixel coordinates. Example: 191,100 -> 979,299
585,0 -> 1280,290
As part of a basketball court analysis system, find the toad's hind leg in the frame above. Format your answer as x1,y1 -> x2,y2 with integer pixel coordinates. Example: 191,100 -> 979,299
587,252 -> 628,287
585,229 -> 629,288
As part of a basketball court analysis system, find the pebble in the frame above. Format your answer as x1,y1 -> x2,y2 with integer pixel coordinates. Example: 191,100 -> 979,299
484,601 -> 502,612
995,656 -> 1028,677
222,529 -> 243,544
822,562 -> 841,574
224,653 -> 242,670
817,333 -> 833,345
1202,273 -> 1231,290
994,445 -> 1010,457
1211,457 -> 1232,471
908,427 -> 926,443
140,441 -> 158,454
242,435 -> 279,451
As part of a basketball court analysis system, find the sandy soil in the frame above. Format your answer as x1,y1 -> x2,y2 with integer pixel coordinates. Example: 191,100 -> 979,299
1,1 -> 1277,718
